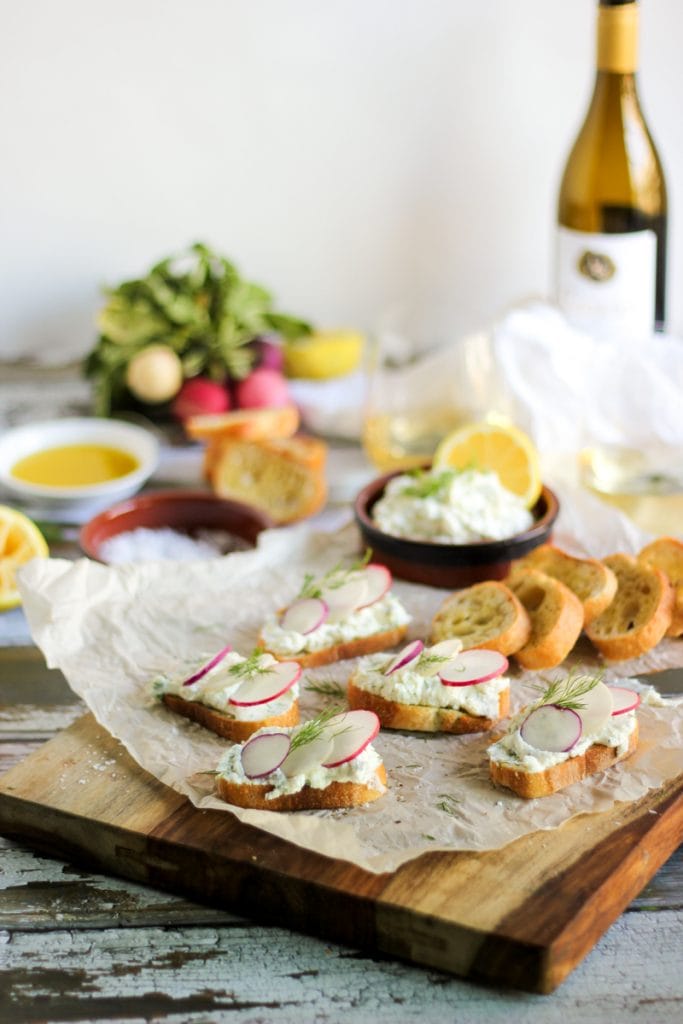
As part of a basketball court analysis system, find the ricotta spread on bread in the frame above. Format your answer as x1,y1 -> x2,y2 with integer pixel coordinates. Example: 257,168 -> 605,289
217,726 -> 385,799
372,467 -> 533,543
262,594 -> 410,656
353,651 -> 509,718
155,650 -> 298,721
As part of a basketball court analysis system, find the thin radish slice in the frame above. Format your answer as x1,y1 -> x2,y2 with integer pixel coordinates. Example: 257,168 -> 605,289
281,733 -> 333,778
356,564 -> 392,608
281,597 -> 328,634
229,661 -> 302,707
321,710 -> 380,768
384,640 -> 424,676
608,686 -> 641,716
420,637 -> 463,676
182,645 -> 232,687
520,705 -> 582,752
241,732 -> 291,779
322,575 -> 368,624
439,649 -> 509,687
575,681 -> 613,735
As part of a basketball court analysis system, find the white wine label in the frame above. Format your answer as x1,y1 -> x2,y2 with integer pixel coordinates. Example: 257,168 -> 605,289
556,226 -> 656,341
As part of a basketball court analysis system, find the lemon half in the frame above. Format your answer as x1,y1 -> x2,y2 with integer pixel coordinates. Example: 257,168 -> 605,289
0,506 -> 49,611
433,422 -> 542,507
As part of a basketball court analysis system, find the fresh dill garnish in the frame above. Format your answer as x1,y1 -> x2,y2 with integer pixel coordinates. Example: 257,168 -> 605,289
288,705 -> 349,752
297,549 -> 372,599
435,793 -> 462,817
228,648 -> 272,680
415,651 -> 451,671
305,677 -> 346,698
421,834 -> 436,841
531,668 -> 603,711
402,468 -> 457,499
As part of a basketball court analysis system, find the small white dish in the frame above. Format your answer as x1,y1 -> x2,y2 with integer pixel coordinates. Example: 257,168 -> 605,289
0,417 -> 159,513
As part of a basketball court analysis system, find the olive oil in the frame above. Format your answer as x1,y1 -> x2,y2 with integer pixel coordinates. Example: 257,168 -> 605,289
11,444 -> 138,488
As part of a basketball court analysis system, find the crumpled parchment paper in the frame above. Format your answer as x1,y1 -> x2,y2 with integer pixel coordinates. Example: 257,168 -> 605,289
18,482 -> 683,873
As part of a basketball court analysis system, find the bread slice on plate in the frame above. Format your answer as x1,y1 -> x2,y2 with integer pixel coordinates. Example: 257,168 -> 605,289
263,625 -> 410,669
430,580 -> 531,655
217,768 -> 387,812
507,569 -> 584,670
161,692 -> 299,743
585,553 -> 674,660
347,677 -> 509,734
638,536 -> 683,637
512,544 -> 617,624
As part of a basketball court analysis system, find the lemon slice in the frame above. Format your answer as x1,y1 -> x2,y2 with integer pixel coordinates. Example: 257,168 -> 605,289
284,330 -> 364,380
433,421 -> 542,507
0,506 -> 49,611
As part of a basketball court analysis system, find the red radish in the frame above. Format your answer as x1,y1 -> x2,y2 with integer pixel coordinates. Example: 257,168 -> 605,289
280,597 -> 328,634
229,661 -> 301,707
520,705 -> 583,752
281,733 -> 333,778
384,640 -> 424,675
252,338 -> 284,372
241,732 -> 291,779
322,575 -> 368,623
321,710 -> 380,768
575,681 -> 613,735
172,376 -> 231,420
235,367 -> 290,409
608,686 -> 641,716
182,645 -> 232,687
439,649 -> 508,687
356,564 -> 392,608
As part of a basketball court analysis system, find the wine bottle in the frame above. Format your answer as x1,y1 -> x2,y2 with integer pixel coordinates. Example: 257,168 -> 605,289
556,0 -> 667,340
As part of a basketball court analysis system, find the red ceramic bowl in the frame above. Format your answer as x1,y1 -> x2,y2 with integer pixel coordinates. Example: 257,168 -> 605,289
80,489 -> 273,562
354,471 -> 559,588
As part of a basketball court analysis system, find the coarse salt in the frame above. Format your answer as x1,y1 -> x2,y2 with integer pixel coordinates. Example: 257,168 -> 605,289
98,526 -> 227,564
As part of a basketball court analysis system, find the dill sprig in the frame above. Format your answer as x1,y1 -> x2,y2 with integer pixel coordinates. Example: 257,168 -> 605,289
297,549 -> 372,599
415,651 -> 452,671
228,648 -> 272,680
531,668 -> 603,711
305,677 -> 346,698
403,468 -> 457,499
435,793 -> 462,817
288,705 -> 348,752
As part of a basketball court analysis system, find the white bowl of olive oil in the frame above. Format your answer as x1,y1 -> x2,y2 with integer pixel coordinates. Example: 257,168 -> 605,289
0,418 -> 159,513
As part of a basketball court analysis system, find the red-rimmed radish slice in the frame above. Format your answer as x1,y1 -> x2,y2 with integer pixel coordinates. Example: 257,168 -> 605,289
281,733 -> 333,778
241,732 -> 291,779
229,661 -> 302,707
182,645 -> 232,687
520,705 -> 582,753
322,575 -> 368,623
609,686 -> 641,716
356,563 -> 392,608
321,709 -> 380,768
439,649 -> 508,687
575,681 -> 613,734
384,639 -> 424,675
280,597 -> 328,634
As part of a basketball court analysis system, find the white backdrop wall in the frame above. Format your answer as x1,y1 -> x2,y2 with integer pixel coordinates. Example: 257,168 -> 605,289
1,0 -> 680,362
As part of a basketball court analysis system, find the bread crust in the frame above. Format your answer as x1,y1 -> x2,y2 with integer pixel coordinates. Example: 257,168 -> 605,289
430,581 -> 531,655
347,677 -> 509,734
489,719 -> 639,798
638,537 -> 683,637
186,404 -> 300,442
216,763 -> 387,811
260,624 -> 409,669
514,544 -> 618,624
508,569 -> 584,670
162,692 -> 299,741
586,554 -> 674,660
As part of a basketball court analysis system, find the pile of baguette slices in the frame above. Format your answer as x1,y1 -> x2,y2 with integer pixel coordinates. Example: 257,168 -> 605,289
430,537 -> 683,670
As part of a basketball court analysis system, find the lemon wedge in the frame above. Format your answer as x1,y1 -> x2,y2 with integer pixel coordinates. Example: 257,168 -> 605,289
284,330 -> 364,380
433,421 -> 542,507
0,506 -> 49,611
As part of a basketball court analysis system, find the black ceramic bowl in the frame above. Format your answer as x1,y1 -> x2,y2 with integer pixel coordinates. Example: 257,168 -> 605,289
354,470 -> 559,589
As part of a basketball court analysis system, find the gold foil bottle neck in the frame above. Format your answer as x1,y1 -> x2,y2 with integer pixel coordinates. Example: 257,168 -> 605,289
597,3 -> 639,73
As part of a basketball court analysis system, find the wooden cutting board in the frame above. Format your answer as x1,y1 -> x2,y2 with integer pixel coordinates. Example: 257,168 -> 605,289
0,712 -> 681,994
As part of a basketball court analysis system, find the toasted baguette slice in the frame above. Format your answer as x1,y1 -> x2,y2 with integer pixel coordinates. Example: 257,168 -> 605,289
430,581 -> 531,655
162,692 -> 299,742
512,544 -> 617,624
489,719 -> 639,798
507,569 -> 584,670
261,624 -> 409,669
185,404 -> 300,442
585,554 -> 674,661
216,763 -> 387,811
347,677 -> 509,734
638,537 -> 683,637
208,434 -> 328,523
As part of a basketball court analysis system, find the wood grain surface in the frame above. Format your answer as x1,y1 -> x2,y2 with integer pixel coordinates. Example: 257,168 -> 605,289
1,704 -> 681,995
